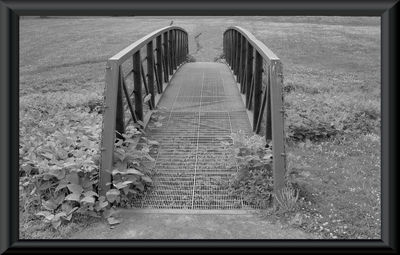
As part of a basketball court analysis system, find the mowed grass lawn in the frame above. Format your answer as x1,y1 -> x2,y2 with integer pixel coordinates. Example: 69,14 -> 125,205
19,16 -> 380,239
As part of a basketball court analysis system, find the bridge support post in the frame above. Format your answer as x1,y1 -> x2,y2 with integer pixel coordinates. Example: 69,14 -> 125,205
115,69 -> 125,137
234,31 -> 241,77
270,60 -> 286,205
147,41 -> 155,107
253,52 -> 262,130
133,51 -> 143,121
99,60 -> 119,196
163,32 -> 170,81
239,35 -> 246,93
169,30 -> 175,73
245,42 -> 253,107
156,35 -> 163,93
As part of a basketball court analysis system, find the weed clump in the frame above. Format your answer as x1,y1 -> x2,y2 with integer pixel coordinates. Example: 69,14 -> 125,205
226,131 -> 275,209
186,54 -> 196,63
213,53 -> 226,63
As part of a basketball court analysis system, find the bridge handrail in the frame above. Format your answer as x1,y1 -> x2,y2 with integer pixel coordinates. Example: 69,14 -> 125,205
223,26 -> 286,201
110,26 -> 188,65
224,26 -> 279,64
100,26 -> 189,195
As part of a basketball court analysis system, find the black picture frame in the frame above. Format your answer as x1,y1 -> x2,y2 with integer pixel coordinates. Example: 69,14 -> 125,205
1,0 -> 397,253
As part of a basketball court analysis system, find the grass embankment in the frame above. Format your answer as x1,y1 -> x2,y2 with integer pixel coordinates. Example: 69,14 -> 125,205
19,16 -> 380,239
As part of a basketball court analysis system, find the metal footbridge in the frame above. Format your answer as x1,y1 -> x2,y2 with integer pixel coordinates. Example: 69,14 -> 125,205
99,26 -> 286,211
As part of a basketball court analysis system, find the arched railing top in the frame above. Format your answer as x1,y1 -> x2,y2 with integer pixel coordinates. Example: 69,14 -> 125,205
223,26 -> 286,202
109,26 -> 188,65
224,26 -> 279,64
100,26 -> 188,196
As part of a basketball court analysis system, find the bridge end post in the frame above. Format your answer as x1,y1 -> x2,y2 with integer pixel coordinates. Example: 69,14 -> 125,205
99,60 -> 119,196
270,60 -> 286,205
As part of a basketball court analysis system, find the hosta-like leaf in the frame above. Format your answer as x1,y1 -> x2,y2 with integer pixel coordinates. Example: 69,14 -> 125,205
42,199 -> 58,211
126,168 -> 144,176
65,172 -> 80,184
61,202 -> 72,213
51,219 -> 62,229
143,94 -> 152,103
125,175 -> 139,183
65,193 -> 81,202
62,213 -> 73,221
126,189 -> 138,194
83,190 -> 98,198
112,168 -> 144,176
49,167 -> 66,180
141,176 -> 152,183
41,152 -> 53,160
135,183 -> 144,192
54,193 -> 66,205
66,207 -> 79,216
80,196 -> 95,204
94,200 -> 108,211
106,189 -> 120,203
107,216 -> 121,226
113,181 -> 129,190
36,211 -> 54,221
144,154 -> 155,162
39,182 -> 53,191
147,139 -> 159,146
67,184 -> 83,194
55,182 -> 68,192
54,212 -> 67,220
21,164 -> 32,173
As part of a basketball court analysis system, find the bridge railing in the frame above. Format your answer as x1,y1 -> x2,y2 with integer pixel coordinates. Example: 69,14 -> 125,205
223,26 -> 286,200
99,26 -> 188,195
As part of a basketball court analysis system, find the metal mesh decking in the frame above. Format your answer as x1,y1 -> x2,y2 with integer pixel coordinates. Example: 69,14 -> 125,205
134,62 -> 254,210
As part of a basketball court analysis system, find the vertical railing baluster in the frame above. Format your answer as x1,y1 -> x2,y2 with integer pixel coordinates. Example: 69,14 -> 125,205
245,41 -> 253,107
265,66 -> 272,140
147,41 -> 155,108
238,34 -> 242,84
172,30 -> 176,71
163,32 -> 169,82
186,33 -> 189,56
239,36 -> 246,93
133,51 -> 143,121
230,30 -> 234,67
180,31 -> 183,64
179,31 -> 183,65
156,35 -> 163,93
236,32 -> 241,78
230,30 -> 233,67
231,31 -> 235,70
115,69 -> 125,137
168,30 -> 174,74
253,51 -> 262,130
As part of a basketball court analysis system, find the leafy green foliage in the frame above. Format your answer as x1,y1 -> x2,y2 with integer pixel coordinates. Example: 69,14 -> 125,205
19,99 -> 157,230
226,131 -> 276,209
107,128 -> 157,208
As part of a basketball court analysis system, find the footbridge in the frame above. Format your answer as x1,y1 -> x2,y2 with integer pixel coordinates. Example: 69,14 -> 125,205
99,26 -> 286,211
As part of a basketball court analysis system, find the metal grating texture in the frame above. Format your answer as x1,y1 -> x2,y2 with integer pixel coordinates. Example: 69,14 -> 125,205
134,62 -> 255,210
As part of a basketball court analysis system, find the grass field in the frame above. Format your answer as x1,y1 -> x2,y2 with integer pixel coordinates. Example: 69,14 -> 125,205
19,16 -> 380,239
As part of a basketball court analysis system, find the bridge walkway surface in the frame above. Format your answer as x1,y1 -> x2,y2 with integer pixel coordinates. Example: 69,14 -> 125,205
133,62 -> 253,210
72,62 -> 318,239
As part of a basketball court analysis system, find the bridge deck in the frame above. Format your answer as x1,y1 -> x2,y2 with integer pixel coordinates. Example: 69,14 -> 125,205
135,62 -> 254,210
